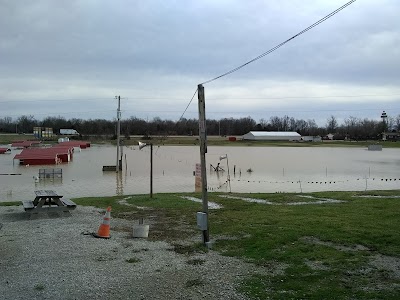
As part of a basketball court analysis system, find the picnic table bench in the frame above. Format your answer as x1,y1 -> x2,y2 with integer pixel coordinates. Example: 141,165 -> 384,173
22,190 -> 76,216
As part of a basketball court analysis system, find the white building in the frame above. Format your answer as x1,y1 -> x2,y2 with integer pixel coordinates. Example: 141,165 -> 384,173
242,131 -> 301,141
301,136 -> 322,142
326,133 -> 334,140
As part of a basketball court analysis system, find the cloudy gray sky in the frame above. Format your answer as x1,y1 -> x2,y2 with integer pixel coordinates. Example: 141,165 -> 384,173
1,0 -> 399,125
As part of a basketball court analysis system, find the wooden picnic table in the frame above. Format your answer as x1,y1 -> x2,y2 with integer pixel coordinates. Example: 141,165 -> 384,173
22,190 -> 76,215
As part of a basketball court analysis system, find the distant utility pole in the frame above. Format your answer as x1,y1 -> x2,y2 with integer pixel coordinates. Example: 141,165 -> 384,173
116,96 -> 122,172
198,84 -> 209,244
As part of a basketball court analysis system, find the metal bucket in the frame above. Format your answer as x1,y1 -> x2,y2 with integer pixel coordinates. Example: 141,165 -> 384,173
132,224 -> 150,238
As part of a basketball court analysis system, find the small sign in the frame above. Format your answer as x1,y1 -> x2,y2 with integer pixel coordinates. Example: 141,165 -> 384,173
195,163 -> 201,176
195,163 -> 202,192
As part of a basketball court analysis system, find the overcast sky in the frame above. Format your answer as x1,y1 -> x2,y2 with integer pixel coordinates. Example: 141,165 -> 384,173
1,0 -> 399,125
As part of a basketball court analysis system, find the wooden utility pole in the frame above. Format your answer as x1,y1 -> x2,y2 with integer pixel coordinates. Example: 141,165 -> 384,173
150,143 -> 153,198
226,154 -> 231,193
116,96 -> 121,172
198,84 -> 209,243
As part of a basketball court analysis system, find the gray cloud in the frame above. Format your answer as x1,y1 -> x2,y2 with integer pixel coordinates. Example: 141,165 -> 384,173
1,0 -> 399,124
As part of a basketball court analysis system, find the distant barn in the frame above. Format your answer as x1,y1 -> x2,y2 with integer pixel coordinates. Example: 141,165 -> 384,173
243,131 -> 301,141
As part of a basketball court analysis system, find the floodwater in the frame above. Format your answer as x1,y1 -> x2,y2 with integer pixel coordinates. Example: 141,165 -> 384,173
0,144 -> 399,202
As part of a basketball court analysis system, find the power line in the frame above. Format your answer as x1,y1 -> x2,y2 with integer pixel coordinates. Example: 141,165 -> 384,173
178,88 -> 198,121
201,0 -> 357,85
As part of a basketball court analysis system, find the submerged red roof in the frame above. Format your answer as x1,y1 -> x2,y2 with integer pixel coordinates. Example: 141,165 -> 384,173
13,140 -> 90,165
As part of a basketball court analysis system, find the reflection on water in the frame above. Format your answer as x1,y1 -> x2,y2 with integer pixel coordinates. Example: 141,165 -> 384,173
0,145 -> 399,202
116,172 -> 123,196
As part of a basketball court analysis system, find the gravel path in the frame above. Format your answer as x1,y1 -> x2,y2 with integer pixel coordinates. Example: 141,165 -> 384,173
0,206 -> 266,300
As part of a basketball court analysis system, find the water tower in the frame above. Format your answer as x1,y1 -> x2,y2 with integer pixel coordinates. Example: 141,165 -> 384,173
381,111 -> 387,140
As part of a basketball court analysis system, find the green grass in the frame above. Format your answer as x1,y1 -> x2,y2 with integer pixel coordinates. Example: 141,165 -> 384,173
73,190 -> 400,298
185,278 -> 205,288
186,258 -> 206,265
171,242 -> 208,255
0,201 -> 20,206
0,133 -> 37,144
73,193 -> 201,241
126,257 -> 141,264
34,284 -> 45,291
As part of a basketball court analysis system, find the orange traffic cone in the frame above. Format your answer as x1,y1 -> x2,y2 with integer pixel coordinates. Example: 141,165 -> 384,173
93,206 -> 111,239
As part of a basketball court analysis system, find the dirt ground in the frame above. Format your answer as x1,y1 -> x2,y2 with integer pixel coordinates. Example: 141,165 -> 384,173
0,205 -> 273,300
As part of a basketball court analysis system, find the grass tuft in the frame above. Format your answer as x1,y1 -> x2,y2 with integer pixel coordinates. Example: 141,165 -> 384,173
186,258 -> 206,265
0,201 -> 20,206
126,257 -> 140,264
171,243 -> 208,255
34,284 -> 45,291
185,278 -> 204,288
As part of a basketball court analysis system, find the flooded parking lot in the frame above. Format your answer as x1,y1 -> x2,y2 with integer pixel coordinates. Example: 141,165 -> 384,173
0,144 -> 399,202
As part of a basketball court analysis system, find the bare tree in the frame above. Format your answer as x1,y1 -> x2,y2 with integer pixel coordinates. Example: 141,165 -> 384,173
395,114 -> 400,131
269,116 -> 282,131
326,115 -> 338,133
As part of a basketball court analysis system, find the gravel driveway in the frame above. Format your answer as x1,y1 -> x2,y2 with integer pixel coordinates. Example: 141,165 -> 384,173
0,206 -> 264,300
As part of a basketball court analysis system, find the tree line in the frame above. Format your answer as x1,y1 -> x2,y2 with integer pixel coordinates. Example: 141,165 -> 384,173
0,114 -> 399,140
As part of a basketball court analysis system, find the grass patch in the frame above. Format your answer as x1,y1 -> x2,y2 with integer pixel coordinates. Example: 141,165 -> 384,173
126,257 -> 140,264
185,278 -> 205,288
187,258 -> 206,265
0,201 -> 20,206
74,190 -> 400,298
171,242 -> 208,255
74,193 -> 200,241
34,284 -> 45,291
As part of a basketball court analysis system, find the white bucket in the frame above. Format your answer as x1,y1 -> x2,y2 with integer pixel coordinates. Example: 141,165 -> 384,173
132,225 -> 150,238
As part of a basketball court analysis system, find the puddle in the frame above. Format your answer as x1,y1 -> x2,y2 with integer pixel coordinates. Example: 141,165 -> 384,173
180,196 -> 222,209
117,199 -> 133,206
371,254 -> 400,279
219,195 -> 273,204
219,195 -> 345,205
300,236 -> 371,252
295,195 -> 345,205
301,236 -> 400,280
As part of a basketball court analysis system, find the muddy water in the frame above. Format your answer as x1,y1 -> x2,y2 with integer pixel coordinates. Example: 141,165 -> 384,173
0,145 -> 399,202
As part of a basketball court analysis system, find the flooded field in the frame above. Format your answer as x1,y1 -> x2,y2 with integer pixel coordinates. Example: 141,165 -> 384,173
0,144 -> 399,202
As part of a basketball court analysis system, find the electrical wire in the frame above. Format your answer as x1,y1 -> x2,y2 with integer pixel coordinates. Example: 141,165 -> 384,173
201,0 -> 357,85
178,88 -> 198,121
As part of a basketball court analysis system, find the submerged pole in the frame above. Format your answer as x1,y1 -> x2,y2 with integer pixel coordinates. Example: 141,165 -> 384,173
116,95 -> 121,173
150,143 -> 153,198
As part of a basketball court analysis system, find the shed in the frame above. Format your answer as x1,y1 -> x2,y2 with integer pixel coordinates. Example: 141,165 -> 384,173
301,136 -> 322,142
11,140 -> 41,148
0,148 -> 11,154
14,148 -> 71,165
243,131 -> 301,141
58,141 -> 91,149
